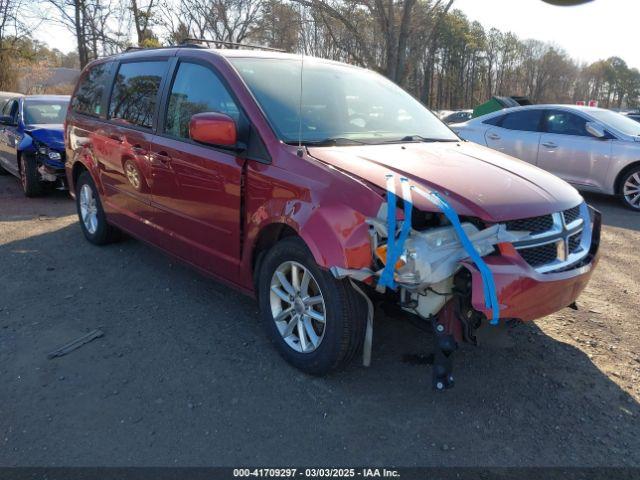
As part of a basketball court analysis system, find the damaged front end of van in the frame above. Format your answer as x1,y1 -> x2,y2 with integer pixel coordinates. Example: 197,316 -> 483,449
310,144 -> 601,390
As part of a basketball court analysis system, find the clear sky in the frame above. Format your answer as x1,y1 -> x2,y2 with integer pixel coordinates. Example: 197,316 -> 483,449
40,0 -> 640,70
453,0 -> 640,70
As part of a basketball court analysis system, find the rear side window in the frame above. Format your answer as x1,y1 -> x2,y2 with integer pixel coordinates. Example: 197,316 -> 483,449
544,110 -> 588,136
72,63 -> 110,117
165,62 -> 240,139
500,110 -> 543,132
482,114 -> 504,126
108,61 -> 167,129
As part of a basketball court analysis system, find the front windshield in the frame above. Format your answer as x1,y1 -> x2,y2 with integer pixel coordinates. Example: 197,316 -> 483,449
588,109 -> 640,137
23,100 -> 69,125
230,57 -> 458,145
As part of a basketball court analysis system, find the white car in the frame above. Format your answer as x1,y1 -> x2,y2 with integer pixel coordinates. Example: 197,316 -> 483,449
453,105 -> 640,210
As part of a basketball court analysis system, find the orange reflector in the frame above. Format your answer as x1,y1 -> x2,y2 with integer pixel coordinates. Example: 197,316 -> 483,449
375,245 -> 405,269
498,242 -> 517,256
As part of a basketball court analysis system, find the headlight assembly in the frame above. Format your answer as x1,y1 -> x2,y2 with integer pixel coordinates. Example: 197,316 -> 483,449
34,140 -> 62,161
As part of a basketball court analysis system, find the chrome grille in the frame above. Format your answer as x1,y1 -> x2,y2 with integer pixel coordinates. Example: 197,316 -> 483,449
510,203 -> 591,273
568,232 -> 582,253
506,214 -> 553,234
520,243 -> 558,267
563,206 -> 580,225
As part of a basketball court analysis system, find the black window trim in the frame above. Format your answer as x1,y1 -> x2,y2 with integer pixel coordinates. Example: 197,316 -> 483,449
155,55 -> 271,164
482,113 -> 506,127
103,56 -> 173,133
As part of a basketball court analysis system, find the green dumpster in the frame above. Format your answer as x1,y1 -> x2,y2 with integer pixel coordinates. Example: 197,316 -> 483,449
472,96 -> 532,118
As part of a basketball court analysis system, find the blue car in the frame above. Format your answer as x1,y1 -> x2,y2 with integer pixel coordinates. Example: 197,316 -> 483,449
0,95 -> 70,196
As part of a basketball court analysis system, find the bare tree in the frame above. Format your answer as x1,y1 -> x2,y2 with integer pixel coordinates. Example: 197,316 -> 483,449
0,0 -> 34,89
44,0 -> 121,67
131,0 -> 156,45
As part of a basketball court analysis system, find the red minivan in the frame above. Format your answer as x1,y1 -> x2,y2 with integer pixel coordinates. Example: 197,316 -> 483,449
65,46 -> 600,389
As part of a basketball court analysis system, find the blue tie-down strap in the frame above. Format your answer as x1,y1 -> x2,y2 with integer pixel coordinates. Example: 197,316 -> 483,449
379,178 -> 413,290
417,189 -> 500,325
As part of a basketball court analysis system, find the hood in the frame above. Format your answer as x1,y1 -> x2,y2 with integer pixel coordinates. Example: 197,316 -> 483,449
308,141 -> 583,222
25,124 -> 64,151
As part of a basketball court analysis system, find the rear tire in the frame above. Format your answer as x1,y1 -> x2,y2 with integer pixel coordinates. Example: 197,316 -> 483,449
619,166 -> 640,211
75,171 -> 120,245
19,154 -> 44,197
257,237 -> 366,375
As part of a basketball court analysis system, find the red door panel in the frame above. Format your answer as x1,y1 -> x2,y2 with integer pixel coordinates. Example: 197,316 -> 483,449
149,135 -> 244,281
95,124 -> 155,230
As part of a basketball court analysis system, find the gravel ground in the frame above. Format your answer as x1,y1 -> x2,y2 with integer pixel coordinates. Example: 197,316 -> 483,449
0,173 -> 639,467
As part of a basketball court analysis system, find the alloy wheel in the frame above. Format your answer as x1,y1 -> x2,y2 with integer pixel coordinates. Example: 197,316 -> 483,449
124,160 -> 141,190
79,183 -> 99,234
623,172 -> 640,209
269,261 -> 326,353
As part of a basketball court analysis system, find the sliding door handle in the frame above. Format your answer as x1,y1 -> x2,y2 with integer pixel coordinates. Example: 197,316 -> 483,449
132,145 -> 148,156
152,151 -> 172,166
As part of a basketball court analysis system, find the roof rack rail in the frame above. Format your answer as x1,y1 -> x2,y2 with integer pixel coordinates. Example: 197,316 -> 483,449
125,46 -> 143,52
181,38 -> 285,52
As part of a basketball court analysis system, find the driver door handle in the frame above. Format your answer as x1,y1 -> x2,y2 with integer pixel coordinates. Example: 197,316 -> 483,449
542,141 -> 558,149
488,133 -> 501,140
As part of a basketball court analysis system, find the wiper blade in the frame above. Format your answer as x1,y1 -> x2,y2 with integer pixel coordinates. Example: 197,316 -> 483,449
289,137 -> 370,146
393,135 -> 459,143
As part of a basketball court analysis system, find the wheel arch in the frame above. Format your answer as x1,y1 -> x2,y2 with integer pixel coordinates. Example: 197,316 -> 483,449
72,161 -> 89,191
251,222 -> 299,281
614,160 -> 640,195
68,149 -> 103,196
248,205 -> 373,287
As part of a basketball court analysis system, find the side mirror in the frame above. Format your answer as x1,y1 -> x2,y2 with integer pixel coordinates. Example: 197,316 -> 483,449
585,122 -> 606,139
0,115 -> 14,126
189,112 -> 237,148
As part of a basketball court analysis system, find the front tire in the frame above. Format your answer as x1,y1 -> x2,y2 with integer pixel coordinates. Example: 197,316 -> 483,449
19,154 -> 44,197
75,171 -> 120,245
620,166 -> 640,211
257,237 -> 366,375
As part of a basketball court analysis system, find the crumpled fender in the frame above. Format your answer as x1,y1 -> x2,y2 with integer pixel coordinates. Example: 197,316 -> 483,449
240,152 -> 385,292
245,196 -> 374,272
18,132 -> 34,153
298,203 -> 373,270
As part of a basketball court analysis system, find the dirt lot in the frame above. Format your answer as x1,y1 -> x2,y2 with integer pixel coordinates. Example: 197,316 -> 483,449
1,173 -> 639,467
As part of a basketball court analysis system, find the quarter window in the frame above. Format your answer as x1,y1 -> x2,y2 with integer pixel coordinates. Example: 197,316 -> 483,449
544,110 -> 588,136
500,110 -> 543,132
482,114 -> 505,126
165,62 -> 240,139
108,61 -> 167,129
71,62 -> 110,117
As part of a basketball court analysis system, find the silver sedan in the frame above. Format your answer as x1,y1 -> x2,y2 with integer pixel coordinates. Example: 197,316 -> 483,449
452,105 -> 640,210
